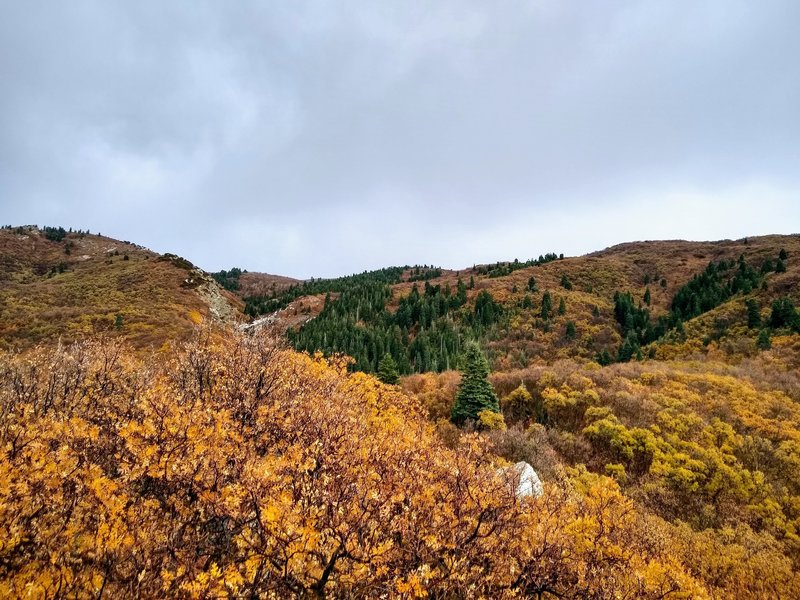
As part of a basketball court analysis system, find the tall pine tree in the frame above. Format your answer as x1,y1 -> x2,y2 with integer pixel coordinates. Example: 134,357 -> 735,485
541,292 -> 552,320
746,298 -> 761,329
377,353 -> 399,385
451,343 -> 499,424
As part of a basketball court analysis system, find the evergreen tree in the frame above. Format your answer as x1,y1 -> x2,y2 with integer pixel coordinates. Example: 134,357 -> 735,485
617,332 -> 640,363
596,349 -> 614,366
527,276 -> 537,292
43,226 -> 67,242
376,353 -> 399,385
757,328 -> 772,350
779,248 -> 788,261
675,320 -> 686,337
541,292 -> 552,320
746,298 -> 761,329
776,259 -> 787,273
770,296 -> 799,330
474,290 -> 502,326
643,288 -> 651,306
560,274 -> 573,290
451,343 -> 499,424
558,297 -> 566,316
565,320 -> 576,339
455,279 -> 467,306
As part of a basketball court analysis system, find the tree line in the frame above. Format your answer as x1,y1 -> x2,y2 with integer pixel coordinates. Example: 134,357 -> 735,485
474,252 -> 563,278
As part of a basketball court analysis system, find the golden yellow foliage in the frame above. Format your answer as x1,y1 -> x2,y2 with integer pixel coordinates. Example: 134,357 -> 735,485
0,332 -> 706,598
477,409 -> 506,431
486,355 -> 800,598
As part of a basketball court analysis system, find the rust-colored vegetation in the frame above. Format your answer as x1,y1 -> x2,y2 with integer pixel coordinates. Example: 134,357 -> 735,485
3,230 -> 800,597
0,227 -> 241,351
237,271 -> 301,298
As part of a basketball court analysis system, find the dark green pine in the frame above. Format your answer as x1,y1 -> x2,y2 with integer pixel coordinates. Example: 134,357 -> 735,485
376,353 -> 399,385
451,343 -> 499,424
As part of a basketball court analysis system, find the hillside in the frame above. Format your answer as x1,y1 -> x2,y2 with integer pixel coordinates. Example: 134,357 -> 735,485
3,229 -> 800,597
231,235 -> 800,373
3,331 -> 733,599
0,226 -> 242,350
238,271 -> 302,297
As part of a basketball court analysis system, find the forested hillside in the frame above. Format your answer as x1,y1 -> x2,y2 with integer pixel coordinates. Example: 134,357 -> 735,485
217,235 -> 800,597
3,230 -> 800,597
228,235 -> 800,374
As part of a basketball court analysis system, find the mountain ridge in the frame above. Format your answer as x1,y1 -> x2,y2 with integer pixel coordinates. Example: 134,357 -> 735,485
4,225 -> 798,368
0,225 -> 243,351
222,233 -> 799,374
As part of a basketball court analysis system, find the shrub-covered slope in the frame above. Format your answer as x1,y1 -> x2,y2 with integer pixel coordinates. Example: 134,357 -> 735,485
0,332 -> 721,598
3,230 -> 800,597
235,235 -> 800,373
0,226 -> 242,350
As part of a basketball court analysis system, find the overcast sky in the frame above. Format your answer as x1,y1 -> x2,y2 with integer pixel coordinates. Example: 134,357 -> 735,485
2,1 -> 799,278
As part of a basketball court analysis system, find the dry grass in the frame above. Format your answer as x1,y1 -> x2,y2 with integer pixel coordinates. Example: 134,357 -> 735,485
238,271 -> 301,297
0,227 -> 235,350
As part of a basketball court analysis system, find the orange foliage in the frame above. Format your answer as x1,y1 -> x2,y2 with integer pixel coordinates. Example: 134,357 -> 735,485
399,370 -> 461,420
0,333 -> 706,598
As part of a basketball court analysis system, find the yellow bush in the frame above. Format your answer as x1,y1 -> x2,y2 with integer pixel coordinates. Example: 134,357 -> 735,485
478,409 -> 507,431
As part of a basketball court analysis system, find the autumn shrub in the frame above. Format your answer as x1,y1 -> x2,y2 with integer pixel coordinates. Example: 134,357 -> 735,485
399,370 -> 460,420
0,332 -> 710,598
500,382 -> 538,425
540,384 -> 600,430
487,424 -> 561,482
477,409 -> 506,431
433,418 -> 461,449
671,521 -> 800,598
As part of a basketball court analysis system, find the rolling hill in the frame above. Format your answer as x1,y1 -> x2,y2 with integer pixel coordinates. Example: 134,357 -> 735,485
229,234 -> 800,373
3,226 -> 800,596
0,225 -> 242,350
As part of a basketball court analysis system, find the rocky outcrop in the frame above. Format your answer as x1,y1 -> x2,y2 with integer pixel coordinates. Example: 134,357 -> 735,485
505,461 -> 543,500
196,279 -> 241,325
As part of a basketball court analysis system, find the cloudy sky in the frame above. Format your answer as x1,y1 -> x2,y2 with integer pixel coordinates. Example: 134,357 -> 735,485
2,1 -> 799,277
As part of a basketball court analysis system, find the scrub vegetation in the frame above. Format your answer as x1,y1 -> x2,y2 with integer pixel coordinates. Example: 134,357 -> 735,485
2,227 -> 800,597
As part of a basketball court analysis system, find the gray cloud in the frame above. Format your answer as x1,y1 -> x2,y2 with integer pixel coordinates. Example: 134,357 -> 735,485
2,1 -> 799,277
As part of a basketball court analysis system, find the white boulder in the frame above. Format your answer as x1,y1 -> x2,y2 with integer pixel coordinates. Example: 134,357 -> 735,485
506,461 -> 543,499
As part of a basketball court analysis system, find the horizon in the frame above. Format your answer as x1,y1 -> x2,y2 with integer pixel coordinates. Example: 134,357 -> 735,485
3,2 -> 800,278
6,223 -> 798,280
